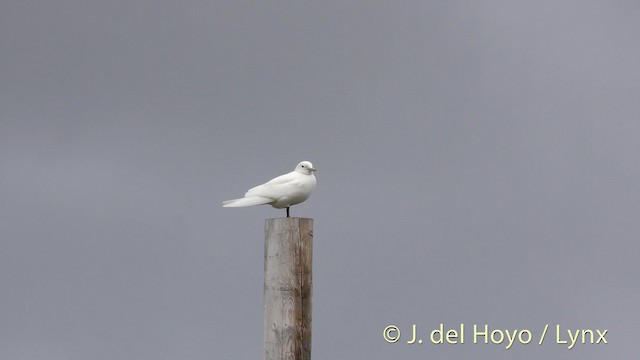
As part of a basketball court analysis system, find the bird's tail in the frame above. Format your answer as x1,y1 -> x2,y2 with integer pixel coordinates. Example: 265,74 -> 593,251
222,196 -> 272,207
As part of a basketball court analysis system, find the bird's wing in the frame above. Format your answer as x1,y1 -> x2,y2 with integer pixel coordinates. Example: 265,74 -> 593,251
222,196 -> 272,207
244,171 -> 300,199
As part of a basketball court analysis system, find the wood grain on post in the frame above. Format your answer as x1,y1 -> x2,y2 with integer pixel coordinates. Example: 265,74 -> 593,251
264,218 -> 313,360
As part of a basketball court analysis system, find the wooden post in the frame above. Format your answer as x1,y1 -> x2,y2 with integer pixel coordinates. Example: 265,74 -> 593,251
264,218 -> 313,360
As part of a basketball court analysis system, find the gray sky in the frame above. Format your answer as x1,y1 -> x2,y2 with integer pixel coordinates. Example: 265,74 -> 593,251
1,1 -> 639,359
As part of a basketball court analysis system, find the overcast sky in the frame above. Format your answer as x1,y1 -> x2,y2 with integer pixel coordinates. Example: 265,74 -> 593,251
1,1 -> 639,359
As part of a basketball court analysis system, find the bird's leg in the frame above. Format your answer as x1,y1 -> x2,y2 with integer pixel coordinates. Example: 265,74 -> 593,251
286,207 -> 290,217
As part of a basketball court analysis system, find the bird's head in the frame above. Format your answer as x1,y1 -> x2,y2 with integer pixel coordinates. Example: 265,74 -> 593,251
296,161 -> 316,175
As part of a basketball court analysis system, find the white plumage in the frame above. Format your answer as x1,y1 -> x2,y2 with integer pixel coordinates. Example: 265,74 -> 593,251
223,161 -> 317,217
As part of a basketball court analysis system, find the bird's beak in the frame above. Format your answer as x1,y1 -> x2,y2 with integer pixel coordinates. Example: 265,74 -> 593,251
310,167 -> 317,172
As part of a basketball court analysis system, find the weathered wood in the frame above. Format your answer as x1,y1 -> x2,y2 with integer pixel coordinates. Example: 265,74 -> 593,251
264,218 -> 313,360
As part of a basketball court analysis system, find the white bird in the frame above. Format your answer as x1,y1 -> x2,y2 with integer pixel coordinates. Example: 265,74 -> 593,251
223,161 -> 317,217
